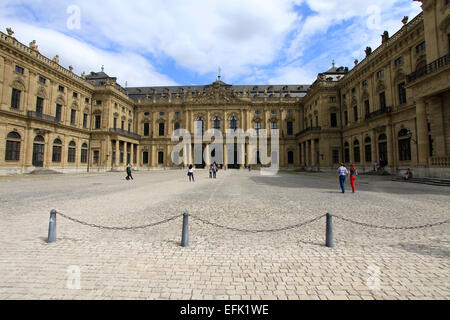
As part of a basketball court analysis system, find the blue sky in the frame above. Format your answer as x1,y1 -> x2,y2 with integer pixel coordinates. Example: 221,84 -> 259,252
0,0 -> 422,87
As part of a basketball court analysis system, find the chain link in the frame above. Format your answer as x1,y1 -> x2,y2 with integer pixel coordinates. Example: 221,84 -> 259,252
332,214 -> 450,230
55,211 -> 183,231
189,214 -> 327,233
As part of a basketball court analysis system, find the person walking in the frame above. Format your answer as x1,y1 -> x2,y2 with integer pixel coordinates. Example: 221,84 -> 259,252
336,163 -> 349,193
126,163 -> 133,180
188,164 -> 195,182
209,165 -> 213,179
349,164 -> 358,193
213,163 -> 217,179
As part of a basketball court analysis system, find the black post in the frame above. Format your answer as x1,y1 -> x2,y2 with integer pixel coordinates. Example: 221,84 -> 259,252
181,213 -> 189,247
326,213 -> 334,248
48,209 -> 57,243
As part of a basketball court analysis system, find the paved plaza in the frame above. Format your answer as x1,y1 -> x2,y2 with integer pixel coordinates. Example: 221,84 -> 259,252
0,169 -> 449,300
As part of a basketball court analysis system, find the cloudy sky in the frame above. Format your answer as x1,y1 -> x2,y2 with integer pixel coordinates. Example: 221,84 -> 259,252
0,0 -> 422,87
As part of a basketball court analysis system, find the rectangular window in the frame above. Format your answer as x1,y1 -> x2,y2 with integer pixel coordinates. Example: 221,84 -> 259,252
159,123 -> 165,136
143,152 -> 149,164
353,106 -> 358,122
377,70 -> 384,79
158,152 -> 164,164
38,76 -> 46,84
11,89 -> 21,109
287,122 -> 294,136
344,111 -> 348,125
398,82 -> 407,105
120,152 -> 124,164
85,98 -> 90,104
128,123 -> 131,132
144,123 -> 150,136
15,65 -> 24,74
95,115 -> 101,129
330,113 -> 337,128
380,92 -> 387,110
83,114 -> 88,128
416,41 -> 426,54
365,100 -> 370,117
121,121 -> 124,130
113,118 -> 117,129
55,104 -> 62,122
73,92 -> 78,99
5,140 -> 21,161
58,85 -> 65,92
36,97 -> 44,114
332,149 -> 340,164
270,122 -> 277,130
96,100 -> 102,105
362,80 -> 368,87
394,57 -> 403,67
93,150 -> 100,164
71,109 -> 76,125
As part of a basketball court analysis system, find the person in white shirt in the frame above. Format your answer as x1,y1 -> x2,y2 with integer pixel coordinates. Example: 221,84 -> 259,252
336,163 -> 349,193
188,165 -> 195,182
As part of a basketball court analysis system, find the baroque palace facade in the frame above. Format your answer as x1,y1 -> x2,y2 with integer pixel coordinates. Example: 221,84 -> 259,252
0,0 -> 449,177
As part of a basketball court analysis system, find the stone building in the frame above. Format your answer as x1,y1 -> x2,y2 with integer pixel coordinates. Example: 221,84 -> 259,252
0,0 -> 449,177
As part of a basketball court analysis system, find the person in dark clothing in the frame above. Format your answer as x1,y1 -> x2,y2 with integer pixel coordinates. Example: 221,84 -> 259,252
126,163 -> 133,180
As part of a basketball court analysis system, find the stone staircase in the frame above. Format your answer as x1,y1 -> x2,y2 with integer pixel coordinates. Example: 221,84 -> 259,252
391,177 -> 450,187
29,168 -> 62,175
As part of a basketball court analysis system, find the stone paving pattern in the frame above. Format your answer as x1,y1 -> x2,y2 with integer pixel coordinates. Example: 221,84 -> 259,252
0,169 -> 449,300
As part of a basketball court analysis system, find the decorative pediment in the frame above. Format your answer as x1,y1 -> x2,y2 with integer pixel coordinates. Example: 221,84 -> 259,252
376,80 -> 386,93
36,86 -> 47,99
191,81 -> 243,105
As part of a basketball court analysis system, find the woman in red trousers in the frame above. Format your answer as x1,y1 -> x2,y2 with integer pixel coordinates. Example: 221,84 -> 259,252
349,164 -> 358,193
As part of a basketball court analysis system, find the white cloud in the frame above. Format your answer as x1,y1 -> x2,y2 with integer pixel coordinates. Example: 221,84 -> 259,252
0,18 -> 177,87
0,0 -> 423,85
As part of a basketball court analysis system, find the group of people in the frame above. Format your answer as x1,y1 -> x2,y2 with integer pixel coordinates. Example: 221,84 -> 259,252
186,162 -> 219,182
336,163 -> 359,193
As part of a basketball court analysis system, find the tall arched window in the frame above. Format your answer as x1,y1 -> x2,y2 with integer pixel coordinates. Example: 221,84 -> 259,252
174,122 -> 180,131
229,117 -> 238,131
81,143 -> 88,164
353,140 -> 361,163
52,139 -> 62,163
398,129 -> 411,161
5,132 -> 21,161
364,137 -> 372,163
213,117 -> 221,130
195,117 -> 204,135
68,141 -> 76,163
344,142 -> 350,163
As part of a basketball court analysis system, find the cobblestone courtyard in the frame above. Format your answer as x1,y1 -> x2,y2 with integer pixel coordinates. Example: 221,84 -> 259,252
0,169 -> 449,300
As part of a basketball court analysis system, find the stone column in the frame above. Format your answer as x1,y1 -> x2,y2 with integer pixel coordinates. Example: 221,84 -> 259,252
305,140 -> 310,167
371,130 -> 377,166
124,141 -> 128,165
240,143 -> 245,168
386,123 -> 394,170
416,98 -> 429,166
428,96 -> 446,156
115,140 -> 120,166
223,143 -> 228,167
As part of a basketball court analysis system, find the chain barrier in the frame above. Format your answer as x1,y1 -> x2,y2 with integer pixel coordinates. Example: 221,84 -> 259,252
189,214 -> 327,233
55,211 -> 183,231
331,214 -> 450,230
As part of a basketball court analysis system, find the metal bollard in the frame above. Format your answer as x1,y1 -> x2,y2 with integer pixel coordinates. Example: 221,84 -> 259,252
181,213 -> 189,247
325,213 -> 334,248
48,209 -> 57,243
